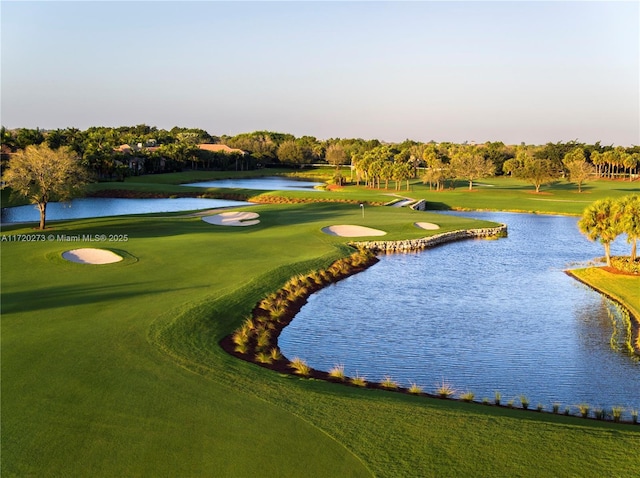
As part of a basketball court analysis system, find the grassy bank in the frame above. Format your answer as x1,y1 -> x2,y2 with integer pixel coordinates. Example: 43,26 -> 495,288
2,181 -> 640,476
567,267 -> 640,352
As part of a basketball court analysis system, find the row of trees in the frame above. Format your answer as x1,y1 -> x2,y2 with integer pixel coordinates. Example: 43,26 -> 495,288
578,195 -> 640,266
2,126 -> 639,194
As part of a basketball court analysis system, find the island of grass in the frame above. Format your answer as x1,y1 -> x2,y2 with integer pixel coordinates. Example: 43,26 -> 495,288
2,171 -> 639,477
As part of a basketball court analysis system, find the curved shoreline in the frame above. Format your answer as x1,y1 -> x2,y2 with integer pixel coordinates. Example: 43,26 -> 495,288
565,269 -> 640,355
220,224 -> 640,423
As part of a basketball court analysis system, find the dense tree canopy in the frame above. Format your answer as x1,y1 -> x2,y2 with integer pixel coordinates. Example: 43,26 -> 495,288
2,125 -> 637,186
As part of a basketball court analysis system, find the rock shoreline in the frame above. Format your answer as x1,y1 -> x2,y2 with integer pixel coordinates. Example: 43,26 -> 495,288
348,224 -> 508,253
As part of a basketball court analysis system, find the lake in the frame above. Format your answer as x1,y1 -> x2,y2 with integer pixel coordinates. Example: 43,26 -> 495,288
279,212 -> 639,415
0,198 -> 251,223
0,177 -> 327,223
182,176 -> 325,191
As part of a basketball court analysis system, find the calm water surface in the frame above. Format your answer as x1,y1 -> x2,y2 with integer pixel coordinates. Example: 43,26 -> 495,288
280,212 -> 639,413
183,176 -> 325,191
1,198 -> 251,223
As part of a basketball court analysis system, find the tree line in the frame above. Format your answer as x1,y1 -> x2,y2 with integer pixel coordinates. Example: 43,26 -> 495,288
2,125 -> 639,189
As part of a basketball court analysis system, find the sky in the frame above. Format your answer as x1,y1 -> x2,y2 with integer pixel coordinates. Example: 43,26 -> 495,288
1,1 -> 639,146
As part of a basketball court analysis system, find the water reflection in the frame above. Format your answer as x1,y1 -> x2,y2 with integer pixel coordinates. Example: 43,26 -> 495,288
183,176 -> 325,191
280,212 -> 639,414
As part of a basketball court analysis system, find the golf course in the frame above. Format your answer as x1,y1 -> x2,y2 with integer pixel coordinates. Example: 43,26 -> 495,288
2,171 -> 639,477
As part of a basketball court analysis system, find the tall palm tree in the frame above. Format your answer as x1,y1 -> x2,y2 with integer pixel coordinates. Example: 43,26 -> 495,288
617,195 -> 640,261
578,198 -> 621,267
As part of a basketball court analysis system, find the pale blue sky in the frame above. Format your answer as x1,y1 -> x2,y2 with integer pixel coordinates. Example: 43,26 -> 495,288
2,1 -> 638,145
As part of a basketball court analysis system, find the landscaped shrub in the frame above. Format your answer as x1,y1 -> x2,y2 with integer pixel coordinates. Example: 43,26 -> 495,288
611,256 -> 640,274
578,404 -> 590,418
328,364 -> 345,381
380,375 -> 399,390
631,409 -> 638,424
255,351 -> 273,364
536,403 -> 544,412
350,373 -> 367,387
552,403 -> 560,414
269,347 -> 282,361
520,395 -> 529,410
255,328 -> 272,350
612,406 -> 623,423
408,382 -> 423,394
234,342 -> 249,354
436,381 -> 455,399
494,391 -> 502,406
289,357 -> 311,377
460,391 -> 475,402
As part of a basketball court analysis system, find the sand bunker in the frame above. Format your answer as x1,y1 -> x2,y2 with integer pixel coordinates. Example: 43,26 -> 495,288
202,211 -> 260,226
322,225 -> 387,237
414,222 -> 440,230
62,248 -> 123,264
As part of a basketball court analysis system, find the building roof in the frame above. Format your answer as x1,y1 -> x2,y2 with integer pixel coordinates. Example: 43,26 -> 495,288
198,143 -> 245,154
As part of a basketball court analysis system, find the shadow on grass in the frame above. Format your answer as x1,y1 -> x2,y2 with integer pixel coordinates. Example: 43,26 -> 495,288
1,282 -> 208,314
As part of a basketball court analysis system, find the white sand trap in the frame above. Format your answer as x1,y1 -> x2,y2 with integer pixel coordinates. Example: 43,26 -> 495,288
202,211 -> 260,226
414,222 -> 440,230
322,225 -> 387,237
62,248 -> 123,264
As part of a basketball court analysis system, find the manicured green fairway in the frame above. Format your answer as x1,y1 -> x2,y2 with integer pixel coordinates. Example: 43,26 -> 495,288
2,192 -> 639,476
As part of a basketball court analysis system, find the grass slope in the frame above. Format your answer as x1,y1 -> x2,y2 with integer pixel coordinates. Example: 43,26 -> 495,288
2,188 -> 639,476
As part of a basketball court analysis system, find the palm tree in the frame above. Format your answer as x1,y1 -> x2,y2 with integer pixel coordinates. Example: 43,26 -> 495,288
617,195 -> 640,261
578,198 -> 621,267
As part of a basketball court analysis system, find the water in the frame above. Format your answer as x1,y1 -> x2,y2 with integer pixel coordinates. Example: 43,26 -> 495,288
183,176 -> 325,191
1,198 -> 251,223
280,212 -> 639,414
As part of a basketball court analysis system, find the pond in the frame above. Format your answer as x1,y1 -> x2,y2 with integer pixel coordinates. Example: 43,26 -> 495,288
182,176 -> 325,191
279,212 -> 640,415
0,198 -> 251,223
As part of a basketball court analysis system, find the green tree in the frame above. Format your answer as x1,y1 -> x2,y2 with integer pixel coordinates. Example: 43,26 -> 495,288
325,143 -> 348,170
563,148 -> 594,193
578,198 -> 621,267
505,147 -> 559,193
2,144 -> 88,229
277,140 -> 306,166
450,145 -> 495,190
617,194 -> 640,261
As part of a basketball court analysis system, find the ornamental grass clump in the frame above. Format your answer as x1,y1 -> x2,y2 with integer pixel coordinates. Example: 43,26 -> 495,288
328,364 -> 345,381
536,403 -> 544,412
436,381 -> 455,399
631,409 -> 638,424
494,391 -> 502,406
408,382 -> 423,395
552,403 -> 560,414
269,347 -> 282,362
460,391 -> 475,402
520,395 -> 530,410
594,408 -> 606,420
350,373 -> 367,387
289,357 -> 311,377
578,404 -> 590,418
255,351 -> 273,364
380,375 -> 399,390
611,406 -> 623,423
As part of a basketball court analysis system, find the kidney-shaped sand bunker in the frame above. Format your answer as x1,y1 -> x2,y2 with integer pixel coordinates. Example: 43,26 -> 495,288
62,248 -> 123,264
321,225 -> 386,237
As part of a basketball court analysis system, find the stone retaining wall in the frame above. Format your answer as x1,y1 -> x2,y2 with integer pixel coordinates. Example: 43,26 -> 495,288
349,224 -> 508,253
